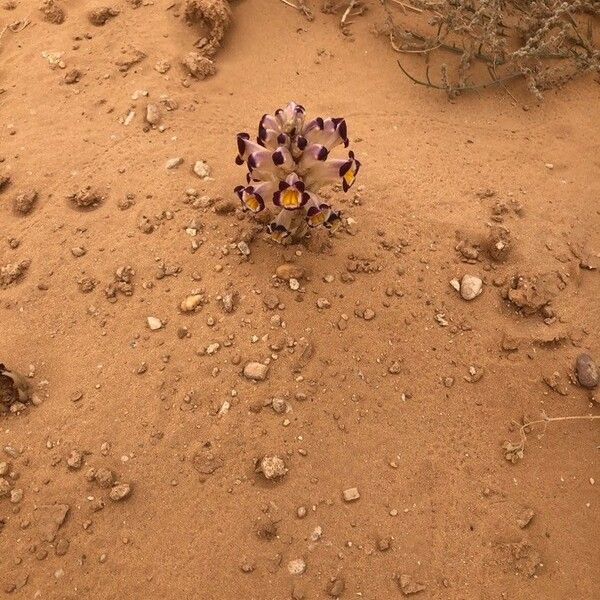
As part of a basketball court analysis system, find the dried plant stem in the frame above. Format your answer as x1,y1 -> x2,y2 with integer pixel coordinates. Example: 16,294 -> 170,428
515,414 -> 600,451
341,0 -> 357,27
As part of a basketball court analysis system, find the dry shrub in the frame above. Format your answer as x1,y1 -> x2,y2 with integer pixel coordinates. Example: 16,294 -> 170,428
380,0 -> 600,98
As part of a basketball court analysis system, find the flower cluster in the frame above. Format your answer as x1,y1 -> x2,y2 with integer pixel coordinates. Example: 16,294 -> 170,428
234,102 -> 361,243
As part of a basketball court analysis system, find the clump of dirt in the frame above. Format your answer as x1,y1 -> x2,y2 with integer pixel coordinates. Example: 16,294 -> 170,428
13,190 -> 38,215
39,0 -> 65,24
184,0 -> 231,57
0,364 -> 30,414
0,260 -> 30,288
182,52 -> 216,79
68,187 -> 104,210
505,272 -> 563,316
487,226 -> 511,262
105,265 -> 135,301
88,6 -> 119,26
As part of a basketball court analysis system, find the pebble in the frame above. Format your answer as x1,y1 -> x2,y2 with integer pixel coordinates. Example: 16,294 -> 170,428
67,450 -> 83,469
237,241 -> 250,256
145,103 -> 160,126
243,362 -> 269,381
287,558 -> 306,575
289,278 -> 300,291
517,507 -> 535,529
147,316 -> 163,330
327,577 -> 345,597
258,455 -> 287,480
397,573 -> 426,595
297,506 -> 307,518
343,487 -> 360,502
363,308 -> 375,320
193,160 -> 211,179
576,353 -> 598,389
180,295 -> 203,313
0,462 -> 8,476
165,157 -> 183,170
317,298 -> 331,309
109,483 -> 132,501
276,263 -> 304,280
271,397 -> 287,413
263,293 -> 280,310
460,274 -> 483,300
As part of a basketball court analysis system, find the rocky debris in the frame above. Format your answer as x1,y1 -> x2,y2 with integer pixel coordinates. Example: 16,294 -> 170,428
376,536 -> 392,551
66,450 -> 83,469
576,353 -> 598,389
460,274 -> 483,300
257,455 -> 287,480
166,157 -> 184,169
147,316 -> 163,331
271,397 -> 287,413
287,558 -> 306,575
317,297 -> 331,309
0,364 -> 30,412
94,467 -> 115,488
276,263 -> 304,280
115,46 -> 146,72
517,508 -> 535,529
39,0 -> 65,24
0,260 -> 30,288
263,293 -> 280,310
184,0 -> 231,57
243,362 -> 269,381
35,503 -> 69,542
180,294 -> 204,313
64,68 -> 81,84
542,372 -> 568,396
109,482 -> 131,501
506,272 -> 562,316
145,103 -> 160,126
502,440 -> 524,464
327,577 -> 345,597
342,487 -> 360,502
219,292 -> 238,313
88,6 -> 119,26
13,190 -> 38,214
0,477 -> 11,497
182,52 -> 216,79
68,187 -> 104,210
396,573 -> 426,596
193,160 -> 211,179
154,59 -> 171,74
487,226 -> 511,262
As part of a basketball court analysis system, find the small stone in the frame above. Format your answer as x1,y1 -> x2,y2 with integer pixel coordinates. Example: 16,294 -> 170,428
327,577 -> 345,597
10,488 -> 23,503
88,6 -> 119,26
460,274 -> 483,300
147,316 -> 163,330
180,294 -> 203,313
193,160 -> 211,179
576,353 -> 598,389
64,69 -> 81,84
55,538 -> 69,556
182,52 -> 215,79
289,278 -> 300,291
109,483 -> 131,501
287,558 -> 306,575
317,298 -> 331,309
0,477 -> 11,498
13,190 -> 38,214
377,536 -> 391,551
145,103 -> 160,126
310,526 -> 323,541
397,574 -> 426,596
517,507 -> 535,529
363,308 -> 375,320
297,506 -> 307,518
154,59 -> 171,74
71,246 -> 86,257
0,462 -> 9,476
263,293 -> 280,310
271,397 -> 287,413
165,157 -> 183,170
94,467 -> 115,488
276,263 -> 304,280
258,455 -> 287,480
237,241 -> 250,256
66,450 -> 83,469
243,362 -> 269,381
342,487 -> 360,502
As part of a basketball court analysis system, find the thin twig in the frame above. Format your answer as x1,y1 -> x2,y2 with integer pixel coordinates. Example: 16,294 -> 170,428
390,0 -> 423,14
341,0 -> 357,27
397,59 -> 522,92
516,414 -> 600,450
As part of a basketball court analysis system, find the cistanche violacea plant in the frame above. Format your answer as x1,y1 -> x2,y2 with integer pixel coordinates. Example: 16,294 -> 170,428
234,102 -> 361,243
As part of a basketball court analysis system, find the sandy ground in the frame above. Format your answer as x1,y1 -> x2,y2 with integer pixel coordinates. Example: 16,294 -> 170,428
1,1 -> 600,599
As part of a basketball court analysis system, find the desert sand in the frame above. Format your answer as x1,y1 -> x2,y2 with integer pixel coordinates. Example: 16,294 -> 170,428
1,1 -> 599,599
